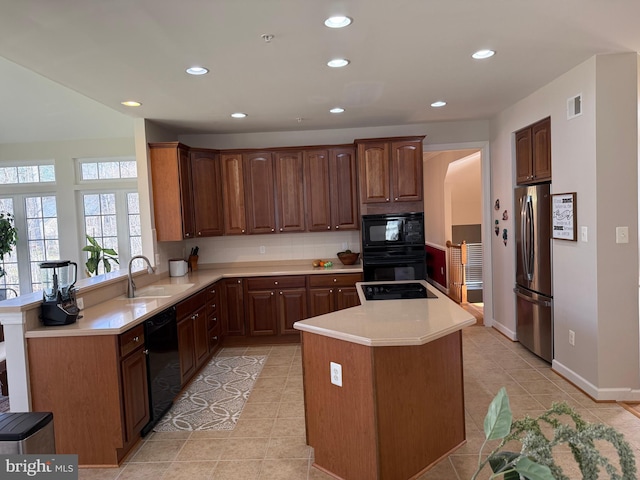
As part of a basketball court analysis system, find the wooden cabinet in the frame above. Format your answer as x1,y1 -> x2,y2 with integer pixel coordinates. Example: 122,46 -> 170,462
191,148 -> 224,237
221,152 -> 247,235
222,278 -> 245,336
149,142 -> 195,241
308,273 -> 362,318
305,147 -> 358,232
119,324 -> 150,447
245,276 -> 307,336
244,152 -> 277,234
176,290 -> 206,386
515,117 -> 551,185
206,283 -> 222,354
275,151 -> 306,232
356,136 -> 424,213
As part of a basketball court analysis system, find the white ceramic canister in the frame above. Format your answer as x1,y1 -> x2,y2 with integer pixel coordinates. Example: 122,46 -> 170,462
169,259 -> 188,277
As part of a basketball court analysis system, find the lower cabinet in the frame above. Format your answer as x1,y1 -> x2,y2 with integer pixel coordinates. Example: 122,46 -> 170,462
176,290 -> 207,386
222,278 -> 245,336
119,324 -> 150,447
245,276 -> 307,337
308,273 -> 363,318
206,282 -> 222,353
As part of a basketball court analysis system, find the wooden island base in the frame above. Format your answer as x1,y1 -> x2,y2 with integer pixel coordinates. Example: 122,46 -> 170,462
301,330 -> 466,480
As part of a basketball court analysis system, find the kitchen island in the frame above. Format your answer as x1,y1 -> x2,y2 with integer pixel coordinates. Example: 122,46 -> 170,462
294,280 -> 476,480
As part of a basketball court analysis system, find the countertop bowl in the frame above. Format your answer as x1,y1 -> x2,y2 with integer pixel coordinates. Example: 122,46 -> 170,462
337,252 -> 360,265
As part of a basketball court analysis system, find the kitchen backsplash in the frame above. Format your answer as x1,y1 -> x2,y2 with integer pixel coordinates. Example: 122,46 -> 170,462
163,231 -> 361,267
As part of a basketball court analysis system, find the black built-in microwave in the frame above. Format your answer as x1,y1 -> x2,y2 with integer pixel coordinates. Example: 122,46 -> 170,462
361,212 -> 425,248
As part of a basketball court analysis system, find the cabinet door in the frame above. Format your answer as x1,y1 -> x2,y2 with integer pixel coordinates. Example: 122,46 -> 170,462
304,149 -> 332,232
223,279 -> 245,336
177,317 -> 195,384
246,290 -> 278,336
330,147 -> 359,230
191,150 -> 224,237
244,152 -> 277,234
532,118 -> 551,182
358,142 -> 390,204
193,306 -> 209,368
515,128 -> 533,184
278,288 -> 307,334
275,151 -> 306,232
390,140 -> 423,202
149,143 -> 195,240
221,153 -> 247,235
336,287 -> 360,311
120,347 -> 150,443
308,287 -> 335,318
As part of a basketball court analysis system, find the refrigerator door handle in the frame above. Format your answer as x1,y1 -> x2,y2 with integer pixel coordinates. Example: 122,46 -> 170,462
513,287 -> 552,307
523,195 -> 535,282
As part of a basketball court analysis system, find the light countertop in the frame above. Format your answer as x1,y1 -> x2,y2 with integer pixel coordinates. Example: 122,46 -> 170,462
21,262 -> 362,338
293,280 -> 476,347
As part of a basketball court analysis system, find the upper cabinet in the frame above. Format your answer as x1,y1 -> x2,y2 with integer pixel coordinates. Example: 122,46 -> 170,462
244,152 -> 277,234
190,148 -> 224,237
274,151 -> 306,232
356,136 -> 425,214
149,142 -> 195,241
305,147 -> 358,232
221,152 -> 247,235
515,117 -> 551,185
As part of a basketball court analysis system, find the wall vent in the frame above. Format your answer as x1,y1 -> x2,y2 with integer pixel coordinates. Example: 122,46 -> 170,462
567,94 -> 582,119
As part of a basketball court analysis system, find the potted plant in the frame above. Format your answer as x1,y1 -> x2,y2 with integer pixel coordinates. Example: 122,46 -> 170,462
473,387 -> 637,479
0,212 -> 18,279
82,234 -> 119,276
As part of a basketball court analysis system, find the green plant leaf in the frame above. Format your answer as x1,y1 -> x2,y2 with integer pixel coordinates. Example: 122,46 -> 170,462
102,248 -> 118,256
86,257 -> 98,275
86,235 -> 99,247
82,245 -> 99,253
515,457 -> 554,480
103,258 -> 112,273
483,387 -> 513,440
489,451 -> 521,478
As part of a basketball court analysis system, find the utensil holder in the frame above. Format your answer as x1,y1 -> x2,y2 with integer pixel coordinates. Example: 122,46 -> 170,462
188,255 -> 199,272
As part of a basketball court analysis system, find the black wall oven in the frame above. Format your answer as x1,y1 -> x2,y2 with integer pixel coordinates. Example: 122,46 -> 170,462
362,213 -> 426,282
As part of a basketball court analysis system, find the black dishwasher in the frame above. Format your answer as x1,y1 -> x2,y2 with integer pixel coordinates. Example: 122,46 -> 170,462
141,306 -> 180,436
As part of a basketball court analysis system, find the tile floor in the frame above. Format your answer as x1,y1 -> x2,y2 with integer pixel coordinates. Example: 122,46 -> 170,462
79,326 -> 640,479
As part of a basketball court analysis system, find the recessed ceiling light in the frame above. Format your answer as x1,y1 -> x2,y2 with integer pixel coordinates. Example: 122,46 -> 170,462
327,58 -> 350,68
330,107 -> 345,114
121,101 -> 141,107
472,49 -> 495,60
324,16 -> 352,28
231,112 -> 247,118
431,101 -> 447,108
186,66 -> 209,75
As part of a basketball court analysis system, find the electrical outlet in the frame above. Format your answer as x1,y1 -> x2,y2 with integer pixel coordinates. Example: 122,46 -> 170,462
330,362 -> 342,387
154,253 -> 161,266
259,246 -> 266,254
342,242 -> 348,250
569,330 -> 575,346
76,297 -> 84,310
581,226 -> 588,242
616,226 -> 629,244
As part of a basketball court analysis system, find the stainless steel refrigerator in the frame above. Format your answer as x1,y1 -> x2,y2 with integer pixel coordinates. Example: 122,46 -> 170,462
514,183 -> 553,362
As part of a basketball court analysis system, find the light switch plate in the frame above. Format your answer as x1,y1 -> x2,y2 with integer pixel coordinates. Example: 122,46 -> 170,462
616,226 -> 629,244
580,226 -> 588,242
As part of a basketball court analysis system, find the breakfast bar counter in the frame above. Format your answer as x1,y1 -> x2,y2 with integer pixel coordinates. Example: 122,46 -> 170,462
294,281 -> 475,480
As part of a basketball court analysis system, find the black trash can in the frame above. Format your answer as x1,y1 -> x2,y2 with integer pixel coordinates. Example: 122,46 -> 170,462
0,412 -> 55,454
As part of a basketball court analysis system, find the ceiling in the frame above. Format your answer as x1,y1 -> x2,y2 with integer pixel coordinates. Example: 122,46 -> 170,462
2,0 -> 640,144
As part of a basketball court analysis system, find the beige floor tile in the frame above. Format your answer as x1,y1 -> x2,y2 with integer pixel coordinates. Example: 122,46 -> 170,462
254,376 -> 287,389
259,365 -> 291,377
266,437 -> 312,459
145,430 -> 192,441
116,462 -> 171,480
247,387 -> 284,403
175,438 -> 227,462
271,417 -> 306,437
277,401 -> 306,418
415,457 -> 459,479
189,429 -> 233,440
129,439 -> 186,463
212,460 -> 262,480
219,437 -> 270,460
241,401 -> 280,419
258,459 -> 310,480
78,467 -> 124,480
449,454 -> 492,480
307,465 -> 336,479
264,356 -> 295,367
230,417 -> 275,437
161,461 -> 217,480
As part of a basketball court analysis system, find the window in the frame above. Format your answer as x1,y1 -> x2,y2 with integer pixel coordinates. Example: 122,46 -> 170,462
0,198 -> 19,295
26,196 -> 60,292
78,158 -> 137,181
0,164 -> 55,184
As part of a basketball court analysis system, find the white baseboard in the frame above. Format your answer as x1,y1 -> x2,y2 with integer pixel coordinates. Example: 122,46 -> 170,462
491,320 -> 517,340
552,360 -> 640,402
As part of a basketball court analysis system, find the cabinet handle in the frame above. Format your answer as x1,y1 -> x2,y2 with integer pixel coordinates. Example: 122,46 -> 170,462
241,229 -> 245,233
330,289 -> 333,293
279,228 -> 283,232
185,233 -> 191,237
143,349 -> 149,355
395,197 -> 399,201
198,231 -> 202,236
274,281 -> 278,285
237,280 -> 241,284
338,289 -> 342,293
213,317 -> 217,322
386,198 -> 389,202
211,289 -> 216,294
212,336 -> 218,341
271,228 -> 275,232
271,292 -> 274,296
333,278 -> 337,282
133,336 -> 139,343
327,226 -> 331,230
211,304 -> 216,309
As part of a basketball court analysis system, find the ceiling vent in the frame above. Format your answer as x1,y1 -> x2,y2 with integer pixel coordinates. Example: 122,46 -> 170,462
567,94 -> 582,120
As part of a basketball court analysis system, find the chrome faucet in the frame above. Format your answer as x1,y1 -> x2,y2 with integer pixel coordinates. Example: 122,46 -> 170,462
127,255 -> 155,298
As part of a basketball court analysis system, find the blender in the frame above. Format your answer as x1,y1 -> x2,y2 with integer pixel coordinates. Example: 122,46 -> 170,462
40,260 -> 81,326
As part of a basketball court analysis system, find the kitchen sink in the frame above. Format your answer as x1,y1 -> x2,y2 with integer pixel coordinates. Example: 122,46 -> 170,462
132,283 -> 195,298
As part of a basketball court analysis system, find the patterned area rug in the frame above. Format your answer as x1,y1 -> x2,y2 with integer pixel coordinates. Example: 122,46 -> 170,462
0,395 -> 9,413
154,355 -> 265,432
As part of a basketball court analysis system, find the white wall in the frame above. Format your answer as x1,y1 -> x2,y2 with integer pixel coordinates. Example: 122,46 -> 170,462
490,53 -> 640,399
448,153 -> 482,226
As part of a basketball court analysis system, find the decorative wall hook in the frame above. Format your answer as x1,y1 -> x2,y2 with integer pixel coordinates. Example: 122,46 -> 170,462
494,199 -> 500,210
502,228 -> 508,246
502,210 -> 508,221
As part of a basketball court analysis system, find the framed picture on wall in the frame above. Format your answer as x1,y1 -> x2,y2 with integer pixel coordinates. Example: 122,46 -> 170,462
551,192 -> 577,241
